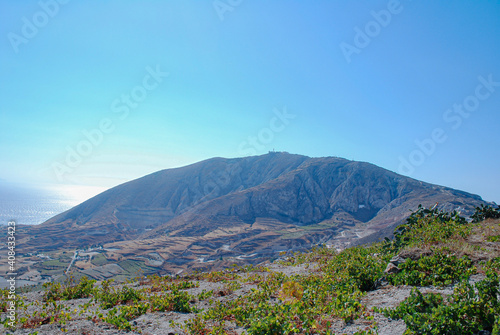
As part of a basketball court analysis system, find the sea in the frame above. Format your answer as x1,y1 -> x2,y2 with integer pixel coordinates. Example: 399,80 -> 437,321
0,182 -> 109,288
0,181 -> 107,226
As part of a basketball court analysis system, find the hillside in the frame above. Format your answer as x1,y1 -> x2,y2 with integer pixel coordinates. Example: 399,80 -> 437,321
13,152 -> 491,279
2,205 -> 500,334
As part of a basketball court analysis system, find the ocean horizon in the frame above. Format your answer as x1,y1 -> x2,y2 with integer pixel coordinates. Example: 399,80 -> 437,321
0,181 -> 107,226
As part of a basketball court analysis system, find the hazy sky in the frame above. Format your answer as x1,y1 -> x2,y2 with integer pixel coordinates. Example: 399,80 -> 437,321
1,0 -> 499,203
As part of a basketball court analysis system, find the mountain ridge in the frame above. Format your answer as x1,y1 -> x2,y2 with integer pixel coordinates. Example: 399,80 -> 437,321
16,152 -> 490,275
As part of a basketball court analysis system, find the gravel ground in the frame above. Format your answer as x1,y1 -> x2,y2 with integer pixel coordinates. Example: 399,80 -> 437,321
0,268 -> 488,335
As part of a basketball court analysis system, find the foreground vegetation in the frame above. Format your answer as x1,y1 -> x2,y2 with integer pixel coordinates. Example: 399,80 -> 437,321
1,205 -> 500,334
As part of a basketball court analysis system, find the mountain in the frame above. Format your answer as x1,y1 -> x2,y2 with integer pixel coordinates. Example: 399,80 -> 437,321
17,152 -> 489,274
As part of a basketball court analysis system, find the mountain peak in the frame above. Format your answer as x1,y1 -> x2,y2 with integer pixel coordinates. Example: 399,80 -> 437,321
18,154 -> 487,274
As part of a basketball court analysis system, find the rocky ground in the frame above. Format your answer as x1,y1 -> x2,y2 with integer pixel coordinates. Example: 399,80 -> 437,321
0,260 -> 492,335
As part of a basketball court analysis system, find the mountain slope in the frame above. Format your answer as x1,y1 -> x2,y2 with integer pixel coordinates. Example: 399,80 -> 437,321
52,153 -> 309,230
141,155 -> 483,240
18,152 -> 488,274
19,153 -> 309,249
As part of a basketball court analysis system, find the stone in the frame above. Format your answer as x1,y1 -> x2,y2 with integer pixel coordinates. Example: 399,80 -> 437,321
389,255 -> 406,266
384,262 -> 400,274
374,277 -> 389,288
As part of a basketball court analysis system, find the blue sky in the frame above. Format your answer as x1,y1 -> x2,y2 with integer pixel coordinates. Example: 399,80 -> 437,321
1,0 -> 499,203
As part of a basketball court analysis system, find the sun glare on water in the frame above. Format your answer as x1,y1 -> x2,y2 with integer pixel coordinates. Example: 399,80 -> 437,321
48,184 -> 109,207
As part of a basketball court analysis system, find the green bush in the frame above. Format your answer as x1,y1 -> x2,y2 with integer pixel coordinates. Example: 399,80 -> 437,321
246,303 -> 301,334
43,276 -> 96,301
105,301 -> 149,330
375,287 -> 443,318
95,281 -> 144,309
379,271 -> 500,334
324,245 -> 388,292
385,205 -> 469,253
487,235 -> 500,242
493,315 -> 500,335
388,249 -> 476,287
471,204 -> 500,223
103,286 -> 195,330
149,287 -> 194,313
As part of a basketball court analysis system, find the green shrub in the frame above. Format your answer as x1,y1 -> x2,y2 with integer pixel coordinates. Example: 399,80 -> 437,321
375,287 -> 443,317
379,271 -> 500,334
388,249 -> 476,287
43,276 -> 96,301
104,287 -> 195,330
279,281 -> 304,302
472,204 -> 500,223
487,235 -> 500,242
324,245 -> 388,292
493,315 -> 500,335
484,257 -> 500,273
385,205 -> 468,253
182,315 -> 229,334
95,282 -> 144,309
149,287 -> 194,313
246,303 -> 301,334
105,301 -> 149,330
